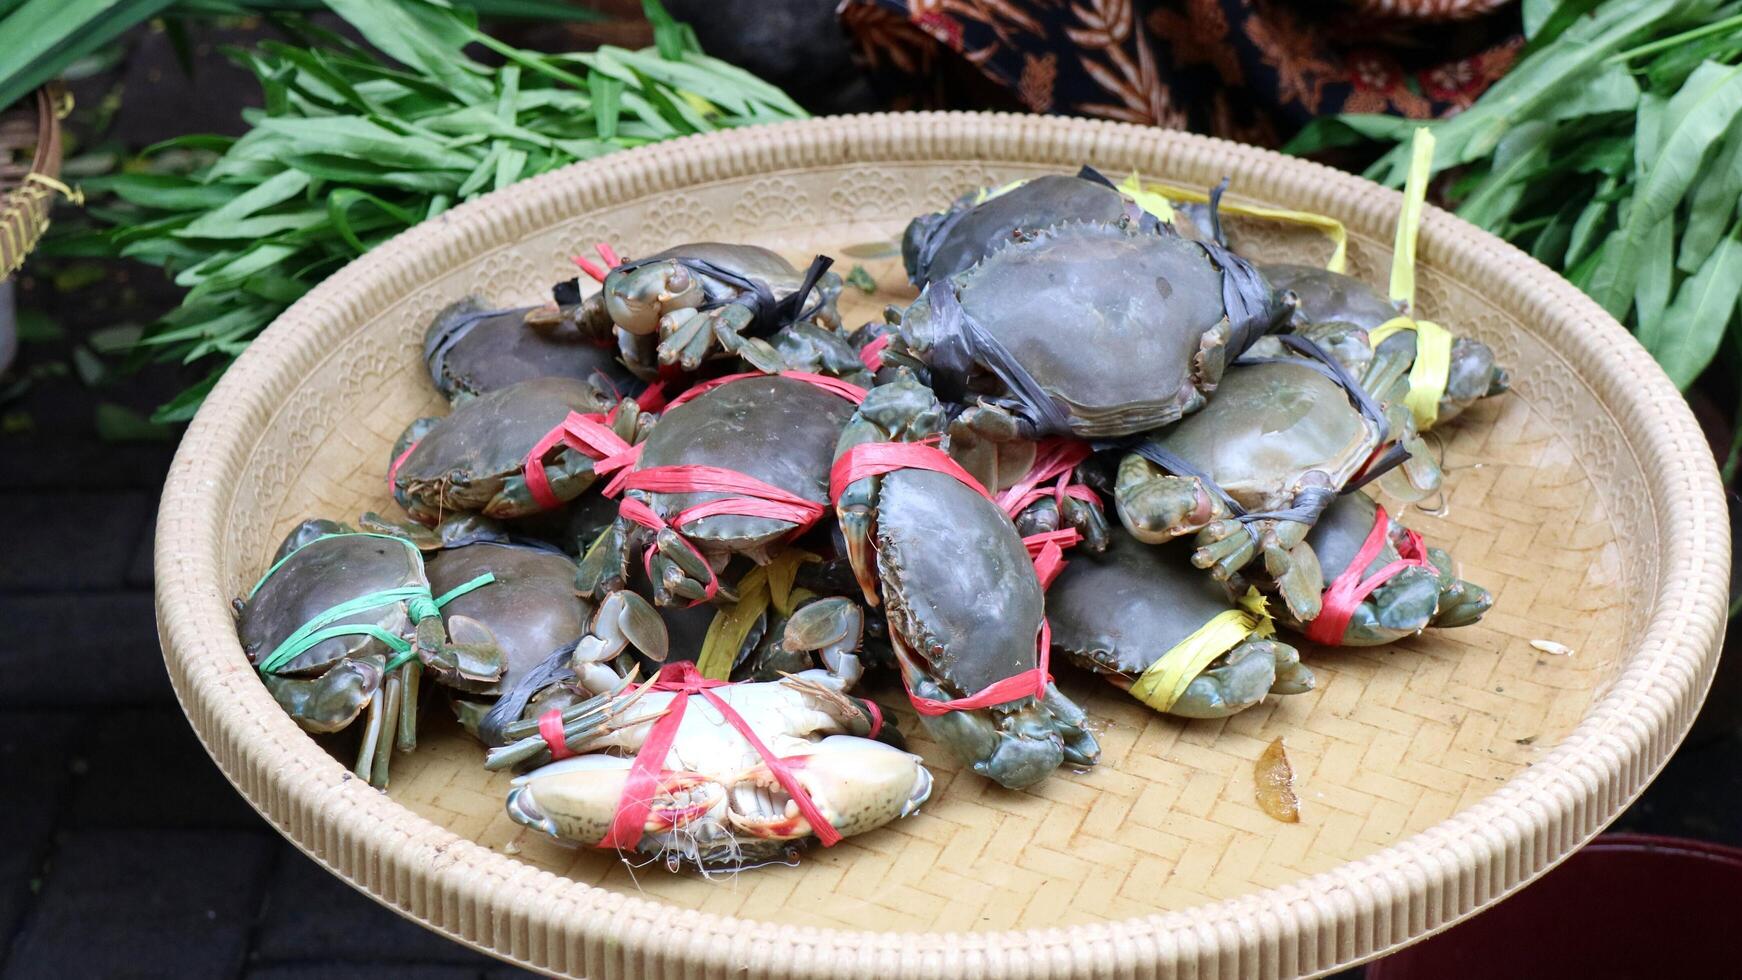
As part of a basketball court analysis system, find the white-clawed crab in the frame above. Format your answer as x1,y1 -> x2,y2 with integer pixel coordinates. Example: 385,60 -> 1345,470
500,665 -> 929,869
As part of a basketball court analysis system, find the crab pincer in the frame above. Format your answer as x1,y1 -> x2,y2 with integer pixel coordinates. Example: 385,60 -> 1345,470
830,374 -> 1099,790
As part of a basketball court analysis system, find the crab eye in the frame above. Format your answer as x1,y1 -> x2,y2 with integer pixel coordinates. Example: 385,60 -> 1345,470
665,266 -> 692,294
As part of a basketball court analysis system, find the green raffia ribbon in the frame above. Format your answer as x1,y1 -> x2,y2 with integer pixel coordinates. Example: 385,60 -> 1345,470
250,533 -> 493,675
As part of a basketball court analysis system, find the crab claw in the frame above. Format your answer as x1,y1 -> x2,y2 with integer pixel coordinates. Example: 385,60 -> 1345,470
262,658 -> 383,734
727,737 -> 932,840
1167,638 -> 1313,719
1426,546 -> 1494,629
571,590 -> 668,693
508,756 -> 720,844
777,597 -> 864,688
1114,454 -> 1224,544
507,738 -> 931,853
604,259 -> 703,335
422,614 -> 505,693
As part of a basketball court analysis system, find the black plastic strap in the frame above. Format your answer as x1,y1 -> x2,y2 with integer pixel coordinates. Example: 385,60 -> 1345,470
608,253 -> 834,338
478,644 -> 577,747
924,281 -> 1077,437
1123,437 -> 1340,538
422,304 -> 535,380
1237,333 -> 1391,441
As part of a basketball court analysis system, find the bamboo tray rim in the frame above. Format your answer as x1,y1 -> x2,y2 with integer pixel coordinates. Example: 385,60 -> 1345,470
155,111 -> 1729,979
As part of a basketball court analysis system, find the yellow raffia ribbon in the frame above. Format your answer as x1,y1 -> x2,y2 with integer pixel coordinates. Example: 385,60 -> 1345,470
1116,173 -> 1347,273
1369,316 -> 1452,430
971,177 -> 1030,206
1116,170 -> 1174,223
1372,129 -> 1449,430
1389,128 -> 1436,310
695,550 -> 819,680
1129,589 -> 1273,714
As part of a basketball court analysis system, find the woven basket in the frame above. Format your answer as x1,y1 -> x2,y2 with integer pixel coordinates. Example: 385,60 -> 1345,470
155,113 -> 1728,979
0,84 -> 68,280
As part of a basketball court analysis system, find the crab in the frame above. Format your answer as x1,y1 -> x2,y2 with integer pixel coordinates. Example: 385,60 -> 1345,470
421,532 -> 671,746
832,374 -> 1099,789
1114,347 -> 1442,622
901,170 -> 1164,285
890,219 -> 1291,440
566,242 -> 848,379
576,373 -> 863,607
234,518 -> 504,787
422,296 -> 635,403
389,376 -> 646,524
1264,263 -> 1509,427
1047,527 -> 1313,718
1279,490 -> 1493,646
503,666 -> 929,869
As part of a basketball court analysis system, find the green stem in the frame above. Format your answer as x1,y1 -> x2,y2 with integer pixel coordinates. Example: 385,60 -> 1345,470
1608,13 -> 1742,63
469,30 -> 592,90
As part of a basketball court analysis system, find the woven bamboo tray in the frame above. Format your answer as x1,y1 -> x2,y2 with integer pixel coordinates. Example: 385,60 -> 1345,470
155,112 -> 1728,979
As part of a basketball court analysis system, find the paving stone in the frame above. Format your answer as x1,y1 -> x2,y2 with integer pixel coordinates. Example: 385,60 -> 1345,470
251,847 -> 493,965
244,966 -> 483,980
126,514 -> 156,588
68,709 -> 262,831
4,829 -> 272,980
0,594 -> 174,707
0,493 -> 152,591
0,714 -> 81,952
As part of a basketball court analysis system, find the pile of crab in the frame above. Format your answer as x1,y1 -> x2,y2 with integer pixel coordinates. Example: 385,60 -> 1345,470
235,163 -> 1505,873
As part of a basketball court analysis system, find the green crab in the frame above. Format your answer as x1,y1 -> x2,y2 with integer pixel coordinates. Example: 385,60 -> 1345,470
1281,490 -> 1493,646
234,517 -> 504,787
890,219 -> 1290,440
1264,263 -> 1509,428
833,374 -> 1099,789
390,377 -> 646,524
567,242 -> 849,379
901,170 -> 1164,285
422,296 -> 634,403
1048,528 -> 1313,718
1114,344 -> 1441,621
576,373 -> 862,607
422,533 -> 670,746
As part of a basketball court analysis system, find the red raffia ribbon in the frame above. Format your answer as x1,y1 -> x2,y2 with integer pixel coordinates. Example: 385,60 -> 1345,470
523,409 -> 640,511
606,372 -> 868,604
572,241 -> 624,284
858,334 -> 890,372
1305,503 -> 1431,645
598,661 -> 842,850
538,707 -> 575,761
388,439 -> 420,498
830,439 -> 1071,717
994,437 -> 1100,520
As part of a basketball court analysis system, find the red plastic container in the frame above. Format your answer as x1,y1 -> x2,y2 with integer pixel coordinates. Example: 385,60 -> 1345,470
1368,834 -> 1742,979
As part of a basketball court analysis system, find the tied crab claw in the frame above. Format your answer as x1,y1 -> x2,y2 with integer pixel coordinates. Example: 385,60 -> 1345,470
504,668 -> 930,868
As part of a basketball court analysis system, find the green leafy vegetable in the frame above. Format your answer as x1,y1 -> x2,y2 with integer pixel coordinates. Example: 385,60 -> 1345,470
74,0 -> 806,420
1288,0 -> 1742,391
